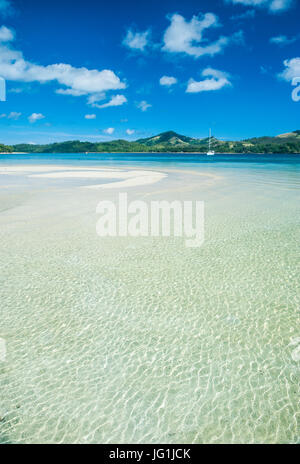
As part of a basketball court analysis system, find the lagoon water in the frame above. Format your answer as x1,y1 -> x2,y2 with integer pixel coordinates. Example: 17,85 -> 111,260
0,153 -> 299,444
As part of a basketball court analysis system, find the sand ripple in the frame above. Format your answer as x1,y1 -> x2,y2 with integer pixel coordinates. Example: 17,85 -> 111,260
0,162 -> 299,444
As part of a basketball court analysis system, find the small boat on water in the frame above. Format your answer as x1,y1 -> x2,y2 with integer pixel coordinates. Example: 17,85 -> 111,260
207,128 -> 215,156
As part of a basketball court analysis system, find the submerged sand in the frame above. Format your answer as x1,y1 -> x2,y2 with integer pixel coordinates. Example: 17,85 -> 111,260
0,158 -> 299,444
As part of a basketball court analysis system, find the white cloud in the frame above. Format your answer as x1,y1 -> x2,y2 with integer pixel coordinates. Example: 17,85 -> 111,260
137,100 -> 152,111
0,0 -> 14,17
159,75 -> 178,86
0,27 -> 126,104
260,65 -> 269,74
0,111 -> 21,119
7,111 -> 21,119
56,88 -> 87,96
123,29 -> 150,51
268,0 -> 293,11
9,87 -> 23,93
87,93 -> 105,105
28,113 -> 45,123
230,9 -> 256,19
279,58 -> 300,82
90,94 -> 127,109
0,25 -> 14,41
225,0 -> 293,13
162,13 -> 235,58
270,35 -> 297,45
126,129 -> 135,135
186,68 -> 232,93
85,114 -> 96,119
103,127 -> 115,135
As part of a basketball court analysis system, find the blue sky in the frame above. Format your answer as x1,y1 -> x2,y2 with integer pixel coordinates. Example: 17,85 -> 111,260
0,0 -> 299,144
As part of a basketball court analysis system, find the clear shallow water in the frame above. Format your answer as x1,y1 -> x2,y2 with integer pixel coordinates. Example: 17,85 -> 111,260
0,154 -> 299,444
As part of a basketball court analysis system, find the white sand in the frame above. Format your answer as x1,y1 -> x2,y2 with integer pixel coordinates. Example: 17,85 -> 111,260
85,173 -> 167,189
0,166 -> 121,173
0,165 -> 167,189
29,170 -> 163,179
30,169 -> 167,189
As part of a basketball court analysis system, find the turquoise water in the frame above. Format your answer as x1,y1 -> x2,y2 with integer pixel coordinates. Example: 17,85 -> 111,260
0,154 -> 299,444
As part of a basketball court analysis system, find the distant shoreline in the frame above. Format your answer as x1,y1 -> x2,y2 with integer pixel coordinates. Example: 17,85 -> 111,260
1,130 -> 300,155
1,151 -> 300,155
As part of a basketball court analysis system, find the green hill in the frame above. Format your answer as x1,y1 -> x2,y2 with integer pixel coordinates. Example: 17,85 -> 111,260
1,130 -> 300,154
137,131 -> 198,147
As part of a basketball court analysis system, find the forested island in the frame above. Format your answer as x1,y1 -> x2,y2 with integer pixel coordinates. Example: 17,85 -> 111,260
1,130 -> 300,154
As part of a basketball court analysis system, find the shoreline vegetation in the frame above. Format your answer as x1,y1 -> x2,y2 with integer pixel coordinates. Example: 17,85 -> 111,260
1,130 -> 300,154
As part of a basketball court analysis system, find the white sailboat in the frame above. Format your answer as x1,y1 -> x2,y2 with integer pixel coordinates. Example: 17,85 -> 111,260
207,128 -> 215,156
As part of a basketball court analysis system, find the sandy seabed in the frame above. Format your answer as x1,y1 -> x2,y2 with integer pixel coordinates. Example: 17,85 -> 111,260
0,159 -> 299,444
